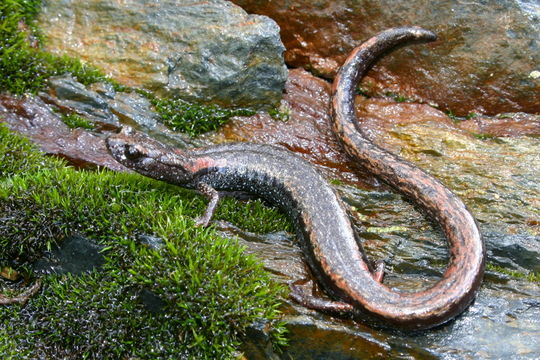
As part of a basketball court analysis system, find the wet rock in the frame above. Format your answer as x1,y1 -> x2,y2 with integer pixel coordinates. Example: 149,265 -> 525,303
232,0 -> 540,115
232,222 -> 540,359
138,288 -> 167,314
280,315 -> 396,359
47,76 -> 203,149
45,74 -> 159,129
407,285 -> 540,359
33,234 -> 105,275
215,67 -> 540,236
486,232 -> 540,273
381,122 -> 540,236
108,92 -> 158,129
213,220 -> 306,283
0,87 -> 216,172
38,0 -> 288,109
46,75 -> 120,127
217,70 -> 538,184
456,112 -> 540,137
209,69 -> 540,358
240,320 -> 280,360
136,234 -> 165,251
0,94 -> 127,171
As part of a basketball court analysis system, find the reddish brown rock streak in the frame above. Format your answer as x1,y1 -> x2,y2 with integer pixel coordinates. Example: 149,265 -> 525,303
331,27 -> 485,328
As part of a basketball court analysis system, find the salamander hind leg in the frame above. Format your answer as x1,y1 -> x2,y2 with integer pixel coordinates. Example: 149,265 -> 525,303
354,230 -> 385,282
372,260 -> 385,283
289,283 -> 354,313
195,182 -> 220,227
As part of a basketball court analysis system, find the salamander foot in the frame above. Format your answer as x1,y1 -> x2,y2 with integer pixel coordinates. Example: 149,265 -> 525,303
195,182 -> 220,227
289,282 -> 354,313
372,260 -> 385,283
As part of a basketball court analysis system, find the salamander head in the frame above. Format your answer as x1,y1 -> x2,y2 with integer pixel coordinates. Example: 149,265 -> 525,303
106,126 -> 194,184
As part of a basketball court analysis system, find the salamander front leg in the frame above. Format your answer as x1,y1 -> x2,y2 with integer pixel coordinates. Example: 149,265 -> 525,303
195,182 -> 220,227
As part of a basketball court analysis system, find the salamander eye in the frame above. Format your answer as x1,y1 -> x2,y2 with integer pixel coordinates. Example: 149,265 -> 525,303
125,144 -> 144,160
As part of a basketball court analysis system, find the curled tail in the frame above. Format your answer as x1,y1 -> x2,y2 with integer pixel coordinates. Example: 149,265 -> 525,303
331,27 -> 485,329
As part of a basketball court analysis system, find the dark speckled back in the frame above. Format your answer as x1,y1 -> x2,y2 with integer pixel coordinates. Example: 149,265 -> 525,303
190,143 -> 370,301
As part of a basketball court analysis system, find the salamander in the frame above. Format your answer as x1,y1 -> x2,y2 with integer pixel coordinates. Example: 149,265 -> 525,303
106,27 -> 485,330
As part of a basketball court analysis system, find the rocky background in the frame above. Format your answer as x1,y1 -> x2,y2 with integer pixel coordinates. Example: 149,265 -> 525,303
232,0 -> 539,116
39,0 -> 288,109
1,0 -> 539,358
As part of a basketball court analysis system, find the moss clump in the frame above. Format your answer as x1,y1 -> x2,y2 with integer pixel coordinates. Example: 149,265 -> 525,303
384,91 -> 412,103
0,124 -> 64,178
0,0 -> 111,94
0,125 -> 290,358
329,178 -> 345,186
486,263 -> 540,283
268,103 -> 291,122
2,270 -> 282,358
144,92 -> 255,136
60,113 -> 95,130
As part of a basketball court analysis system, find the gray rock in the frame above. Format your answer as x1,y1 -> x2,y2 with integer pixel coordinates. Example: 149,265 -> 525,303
38,0 -> 288,109
46,75 -> 158,129
34,235 -> 105,275
108,92 -> 158,129
47,75 -> 120,126
486,232 -> 540,273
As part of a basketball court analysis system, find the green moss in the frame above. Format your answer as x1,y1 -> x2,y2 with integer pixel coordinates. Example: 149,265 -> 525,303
0,311 -> 30,359
486,263 -> 540,283
268,103 -> 291,122
0,124 -> 64,178
125,227 -> 285,357
355,87 -> 372,98
0,270 -> 281,359
0,126 -> 290,358
142,91 -> 255,136
0,0 -> 112,94
215,197 -> 293,234
446,110 -> 460,123
445,110 -> 478,123
329,178 -> 345,186
60,113 -> 95,130
384,91 -> 412,103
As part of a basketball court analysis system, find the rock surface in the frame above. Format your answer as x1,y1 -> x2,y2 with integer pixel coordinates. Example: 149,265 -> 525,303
34,235 -> 105,275
38,0 -> 288,109
212,68 -> 540,187
45,74 -> 158,129
211,68 -> 540,358
232,0 -> 540,115
0,94 -> 126,171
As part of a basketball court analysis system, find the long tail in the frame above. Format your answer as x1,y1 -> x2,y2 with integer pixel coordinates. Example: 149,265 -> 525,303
331,27 -> 485,329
